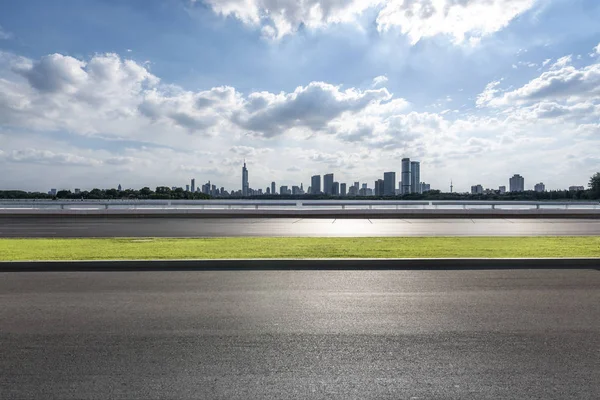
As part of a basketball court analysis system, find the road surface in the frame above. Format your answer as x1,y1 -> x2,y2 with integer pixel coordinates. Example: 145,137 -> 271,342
2,217 -> 600,237
1,269 -> 599,399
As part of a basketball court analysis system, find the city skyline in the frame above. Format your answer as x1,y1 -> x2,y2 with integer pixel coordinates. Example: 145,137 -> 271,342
1,1 -> 599,193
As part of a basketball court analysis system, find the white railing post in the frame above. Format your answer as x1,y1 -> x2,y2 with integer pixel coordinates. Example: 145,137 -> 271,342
536,204 -> 540,210
491,204 -> 495,209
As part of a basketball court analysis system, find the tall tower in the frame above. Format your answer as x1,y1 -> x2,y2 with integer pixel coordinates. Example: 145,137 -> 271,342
271,181 -> 276,195
242,160 -> 249,197
401,158 -> 411,194
410,161 -> 420,194
191,178 -> 195,193
450,180 -> 453,193
323,173 -> 334,195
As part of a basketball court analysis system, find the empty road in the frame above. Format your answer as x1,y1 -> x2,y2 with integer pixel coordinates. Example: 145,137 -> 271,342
1,269 -> 599,399
2,217 -> 600,237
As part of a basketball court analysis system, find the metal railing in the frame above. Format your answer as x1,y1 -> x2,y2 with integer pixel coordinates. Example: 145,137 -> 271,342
0,199 -> 598,211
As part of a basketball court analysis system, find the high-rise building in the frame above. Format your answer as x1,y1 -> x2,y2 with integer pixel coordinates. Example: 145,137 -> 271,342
266,187 -> 271,195
509,174 -> 525,192
186,184 -> 190,192
323,173 -> 334,195
311,175 -> 321,194
280,185 -> 289,195
569,185 -> 585,191
271,182 -> 276,195
340,183 -> 347,196
401,158 -> 411,194
117,184 -> 122,191
534,182 -> 545,192
499,186 -> 506,194
348,185 -> 356,196
375,179 -> 384,196
471,184 -> 483,194
383,172 -> 396,196
354,182 -> 359,193
420,183 -> 431,192
242,161 -> 249,197
74,188 -> 81,194
332,182 -> 340,195
410,161 -> 420,194
292,185 -> 301,195
190,179 -> 195,193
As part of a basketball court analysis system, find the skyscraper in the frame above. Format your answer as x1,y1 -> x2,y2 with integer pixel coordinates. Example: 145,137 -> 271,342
401,158 -> 411,194
383,172 -> 396,196
311,175 -> 321,194
323,173 -> 334,195
375,179 -> 384,196
271,181 -> 276,195
332,182 -> 340,195
186,185 -> 190,192
242,161 -> 249,197
534,182 -> 545,192
509,174 -> 524,192
340,183 -> 347,196
410,161 -> 420,194
471,184 -> 483,194
190,178 -> 195,193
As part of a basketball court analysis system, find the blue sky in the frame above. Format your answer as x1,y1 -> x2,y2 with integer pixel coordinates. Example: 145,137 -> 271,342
0,0 -> 599,192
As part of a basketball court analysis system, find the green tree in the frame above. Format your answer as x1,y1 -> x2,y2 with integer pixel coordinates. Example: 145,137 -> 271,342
589,172 -> 600,198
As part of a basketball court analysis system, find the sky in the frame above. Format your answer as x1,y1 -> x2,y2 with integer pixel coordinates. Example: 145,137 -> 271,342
0,0 -> 599,193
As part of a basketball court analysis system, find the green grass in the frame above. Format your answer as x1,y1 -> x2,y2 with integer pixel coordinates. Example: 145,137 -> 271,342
0,237 -> 599,261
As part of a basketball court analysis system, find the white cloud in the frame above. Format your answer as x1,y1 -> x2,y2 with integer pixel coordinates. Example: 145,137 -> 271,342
593,43 -> 600,56
0,25 -> 12,40
481,62 -> 600,107
372,75 -> 388,87
200,0 -> 538,44
550,55 -> 572,70
1,148 -> 102,166
376,0 -> 538,45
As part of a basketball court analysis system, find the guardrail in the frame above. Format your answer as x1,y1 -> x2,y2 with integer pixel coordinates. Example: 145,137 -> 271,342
0,199 -> 598,210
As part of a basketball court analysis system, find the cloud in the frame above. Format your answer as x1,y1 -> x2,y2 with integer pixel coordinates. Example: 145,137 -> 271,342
233,82 -> 392,137
376,0 -> 538,45
478,58 -> 600,107
593,43 -> 600,57
199,0 -> 537,44
1,148 -> 102,166
372,75 -> 388,87
0,25 -> 12,40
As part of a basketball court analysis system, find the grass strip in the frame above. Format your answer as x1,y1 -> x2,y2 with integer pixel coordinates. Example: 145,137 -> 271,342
0,237 -> 599,261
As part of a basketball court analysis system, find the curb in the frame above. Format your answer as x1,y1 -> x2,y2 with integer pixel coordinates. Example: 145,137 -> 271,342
1,258 -> 599,272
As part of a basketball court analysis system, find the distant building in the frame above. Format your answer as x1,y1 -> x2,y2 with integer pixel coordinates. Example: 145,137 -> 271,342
258,189 -> 263,195
348,185 -> 357,196
49,189 -> 57,196
374,179 -> 384,196
569,186 -> 585,191
271,182 -> 276,195
509,174 -> 525,192
323,173 -> 334,195
74,188 -> 81,194
280,185 -> 289,195
499,186 -> 506,194
383,172 -> 396,196
401,158 -> 411,194
242,162 -> 249,197
172,186 -> 178,191
266,187 -> 271,195
332,182 -> 340,195
410,161 -> 421,194
186,185 -> 190,192
471,184 -> 483,194
340,183 -> 347,196
366,188 -> 373,196
311,175 -> 321,194
534,182 -> 545,192
354,182 -> 360,194
292,185 -> 301,195
117,184 -> 122,191
190,179 -> 195,193
420,183 -> 431,192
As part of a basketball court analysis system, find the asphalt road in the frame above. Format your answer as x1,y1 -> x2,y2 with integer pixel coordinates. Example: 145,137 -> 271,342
1,269 -> 599,399
2,217 -> 600,237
